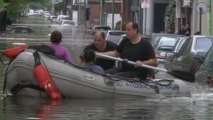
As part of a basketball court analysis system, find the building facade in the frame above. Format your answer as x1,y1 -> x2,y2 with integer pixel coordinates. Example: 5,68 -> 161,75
176,0 -> 213,35
88,0 -> 121,27
121,0 -> 170,35
192,0 -> 212,35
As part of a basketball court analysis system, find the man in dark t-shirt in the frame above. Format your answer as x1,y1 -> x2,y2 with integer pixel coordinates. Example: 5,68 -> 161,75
103,22 -> 157,79
82,31 -> 117,70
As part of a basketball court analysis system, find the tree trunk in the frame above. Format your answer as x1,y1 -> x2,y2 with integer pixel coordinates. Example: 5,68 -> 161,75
0,11 -> 7,32
63,0 -> 67,15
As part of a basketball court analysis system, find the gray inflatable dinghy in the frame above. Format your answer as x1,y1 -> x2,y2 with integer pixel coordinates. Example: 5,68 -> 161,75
3,49 -> 191,99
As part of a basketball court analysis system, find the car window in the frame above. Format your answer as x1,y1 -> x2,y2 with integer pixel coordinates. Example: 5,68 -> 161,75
154,37 -> 177,50
107,33 -> 125,44
195,37 -> 213,52
63,21 -> 74,25
175,38 -> 187,52
178,38 -> 192,56
204,46 -> 213,67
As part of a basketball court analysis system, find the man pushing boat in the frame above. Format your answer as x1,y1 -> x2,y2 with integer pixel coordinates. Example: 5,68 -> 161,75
78,31 -> 117,70
100,22 -> 157,80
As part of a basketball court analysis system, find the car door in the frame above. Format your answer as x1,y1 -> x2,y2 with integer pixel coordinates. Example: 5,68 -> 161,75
192,37 -> 213,72
171,37 -> 193,73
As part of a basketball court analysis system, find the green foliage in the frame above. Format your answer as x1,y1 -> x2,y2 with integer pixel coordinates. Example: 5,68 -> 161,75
6,0 -> 51,21
165,0 -> 175,21
115,21 -> 121,30
0,0 -> 8,12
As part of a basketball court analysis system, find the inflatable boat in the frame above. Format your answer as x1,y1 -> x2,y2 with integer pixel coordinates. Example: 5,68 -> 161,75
3,49 -> 191,99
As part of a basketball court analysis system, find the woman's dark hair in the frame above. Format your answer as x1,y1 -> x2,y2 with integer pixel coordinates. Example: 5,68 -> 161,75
50,31 -> 62,43
83,50 -> 96,63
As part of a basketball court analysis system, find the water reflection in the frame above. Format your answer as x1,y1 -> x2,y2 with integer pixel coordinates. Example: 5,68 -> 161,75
1,97 -> 158,120
2,96 -> 213,120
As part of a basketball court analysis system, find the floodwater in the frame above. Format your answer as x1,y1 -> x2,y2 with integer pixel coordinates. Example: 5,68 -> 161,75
1,16 -> 213,120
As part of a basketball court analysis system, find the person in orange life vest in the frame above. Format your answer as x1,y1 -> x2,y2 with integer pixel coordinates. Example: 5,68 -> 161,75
50,30 -> 73,63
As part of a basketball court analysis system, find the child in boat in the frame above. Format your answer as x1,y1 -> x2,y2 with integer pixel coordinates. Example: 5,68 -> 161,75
80,50 -> 104,74
50,30 -> 72,64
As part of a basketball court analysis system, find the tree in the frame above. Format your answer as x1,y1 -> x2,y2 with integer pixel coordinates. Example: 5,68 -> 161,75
0,0 -> 51,32
115,21 -> 121,30
0,0 -> 8,12
165,0 -> 175,32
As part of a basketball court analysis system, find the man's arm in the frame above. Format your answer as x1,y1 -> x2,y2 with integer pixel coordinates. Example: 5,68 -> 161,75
135,59 -> 157,67
101,50 -> 120,57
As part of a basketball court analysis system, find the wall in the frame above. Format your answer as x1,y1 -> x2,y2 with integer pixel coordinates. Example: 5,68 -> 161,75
192,0 -> 213,35
89,3 -> 100,25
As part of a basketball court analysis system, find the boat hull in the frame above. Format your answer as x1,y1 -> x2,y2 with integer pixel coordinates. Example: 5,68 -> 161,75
4,50 -> 191,99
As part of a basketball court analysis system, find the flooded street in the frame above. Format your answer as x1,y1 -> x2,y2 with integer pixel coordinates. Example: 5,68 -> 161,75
1,16 -> 213,120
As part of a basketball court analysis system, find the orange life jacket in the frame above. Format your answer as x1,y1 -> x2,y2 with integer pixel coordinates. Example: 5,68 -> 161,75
3,45 -> 29,59
34,64 -> 62,100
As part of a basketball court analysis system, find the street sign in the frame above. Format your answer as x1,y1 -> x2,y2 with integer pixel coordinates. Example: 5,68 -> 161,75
196,2 -> 208,14
141,2 -> 150,9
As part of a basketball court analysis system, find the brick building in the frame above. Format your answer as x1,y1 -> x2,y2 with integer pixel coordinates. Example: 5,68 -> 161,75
88,0 -> 121,26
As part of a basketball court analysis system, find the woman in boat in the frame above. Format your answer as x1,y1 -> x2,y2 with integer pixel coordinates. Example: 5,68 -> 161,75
80,50 -> 104,74
50,30 -> 73,64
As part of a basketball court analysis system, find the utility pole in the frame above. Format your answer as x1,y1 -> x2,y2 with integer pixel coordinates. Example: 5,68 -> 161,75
100,0 -> 105,25
78,0 -> 81,25
208,0 -> 212,35
120,0 -> 123,30
63,0 -> 67,15
199,8 -> 202,33
70,0 -> 73,20
112,0 -> 115,29
84,0 -> 86,27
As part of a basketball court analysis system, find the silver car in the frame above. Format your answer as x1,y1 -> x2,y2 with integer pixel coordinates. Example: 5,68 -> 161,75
167,35 -> 213,81
106,30 -> 126,45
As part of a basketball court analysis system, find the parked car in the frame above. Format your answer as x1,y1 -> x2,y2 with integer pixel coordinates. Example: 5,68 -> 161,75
91,25 -> 111,35
10,26 -> 33,34
166,35 -> 213,81
58,20 -> 75,33
195,45 -> 213,85
48,16 -> 57,22
153,34 -> 184,63
151,33 -> 183,47
57,15 -> 69,24
51,18 -> 57,24
164,36 -> 189,68
105,30 -> 126,44
60,20 -> 75,26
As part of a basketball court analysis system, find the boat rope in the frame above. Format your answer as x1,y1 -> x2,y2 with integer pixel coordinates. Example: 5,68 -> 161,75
10,84 -> 44,95
1,48 -> 18,94
0,52 -> 9,65
33,51 -> 41,67
104,74 -> 173,93
105,74 -> 173,86
2,65 -> 10,94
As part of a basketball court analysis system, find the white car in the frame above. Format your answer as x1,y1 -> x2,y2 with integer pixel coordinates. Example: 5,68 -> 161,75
60,20 -> 75,26
57,15 -> 69,24
59,20 -> 76,34
118,34 -> 127,45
